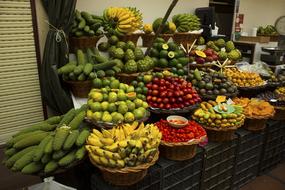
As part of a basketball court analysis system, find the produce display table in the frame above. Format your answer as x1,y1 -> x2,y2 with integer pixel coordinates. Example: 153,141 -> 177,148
52,120 -> 285,190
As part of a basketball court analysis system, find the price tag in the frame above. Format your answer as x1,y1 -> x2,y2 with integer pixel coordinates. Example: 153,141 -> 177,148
216,95 -> 226,104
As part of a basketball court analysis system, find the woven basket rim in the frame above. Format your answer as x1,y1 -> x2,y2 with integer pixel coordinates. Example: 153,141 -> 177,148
238,84 -> 267,90
148,103 -> 200,114
64,80 -> 92,84
245,110 -> 275,119
160,135 -> 207,146
69,35 -> 103,40
201,91 -> 239,100
203,122 -> 243,131
274,106 -> 285,110
116,71 -> 151,77
91,151 -> 159,173
174,32 -> 201,36
84,111 -> 150,129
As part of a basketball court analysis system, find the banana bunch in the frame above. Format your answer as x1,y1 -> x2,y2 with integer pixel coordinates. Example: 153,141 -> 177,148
86,122 -> 161,168
172,13 -> 201,32
103,7 -> 143,36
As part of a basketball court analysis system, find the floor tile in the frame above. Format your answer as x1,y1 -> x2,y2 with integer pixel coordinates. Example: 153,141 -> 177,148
241,176 -> 285,190
270,163 -> 285,182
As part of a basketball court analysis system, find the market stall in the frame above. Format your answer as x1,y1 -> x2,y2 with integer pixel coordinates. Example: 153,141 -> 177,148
2,0 -> 285,190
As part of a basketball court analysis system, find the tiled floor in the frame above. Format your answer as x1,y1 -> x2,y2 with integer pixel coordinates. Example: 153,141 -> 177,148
240,163 -> 285,190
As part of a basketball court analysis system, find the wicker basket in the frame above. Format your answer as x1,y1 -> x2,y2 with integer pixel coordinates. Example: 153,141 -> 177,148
159,136 -> 205,161
203,125 -> 241,142
159,34 -> 173,42
148,103 -> 199,115
272,106 -> 285,120
141,34 -> 155,47
89,152 -> 159,186
69,36 -> 103,53
173,33 -> 200,47
153,67 -> 171,72
64,80 -> 92,98
85,111 -> 151,129
116,71 -> 151,84
243,112 -> 275,132
188,63 -> 213,70
119,33 -> 141,45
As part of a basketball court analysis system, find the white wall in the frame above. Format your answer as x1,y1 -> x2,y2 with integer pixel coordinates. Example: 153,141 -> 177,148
239,0 -> 285,34
76,0 -> 209,23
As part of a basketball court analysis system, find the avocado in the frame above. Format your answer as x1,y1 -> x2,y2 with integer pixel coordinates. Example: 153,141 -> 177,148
205,83 -> 214,90
198,81 -> 206,88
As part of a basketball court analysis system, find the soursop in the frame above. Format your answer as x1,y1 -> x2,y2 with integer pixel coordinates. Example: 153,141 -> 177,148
218,51 -> 228,60
134,47 -> 144,60
113,48 -> 125,59
225,41 -> 235,52
124,60 -> 138,73
124,49 -> 135,61
125,41 -> 136,51
228,49 -> 241,61
214,39 -> 226,48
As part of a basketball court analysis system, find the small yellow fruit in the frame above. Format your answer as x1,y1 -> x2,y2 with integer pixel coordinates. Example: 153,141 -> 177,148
143,24 -> 153,34
168,22 -> 176,33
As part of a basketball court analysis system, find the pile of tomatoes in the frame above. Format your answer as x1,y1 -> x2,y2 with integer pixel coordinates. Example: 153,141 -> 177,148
155,120 -> 206,143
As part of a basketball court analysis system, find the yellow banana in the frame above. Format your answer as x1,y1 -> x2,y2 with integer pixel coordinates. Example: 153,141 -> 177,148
128,139 -> 137,147
86,136 -> 103,147
118,140 -> 128,148
119,18 -> 134,25
103,150 -> 115,159
92,129 -> 103,138
112,153 -> 121,160
118,24 -> 132,29
85,145 -> 96,154
104,142 -> 119,152
118,12 -> 131,22
89,153 -> 101,165
135,140 -> 143,149
100,138 -> 114,146
108,158 -> 117,168
99,156 -> 109,166
102,129 -> 113,138
116,159 -> 125,168
119,126 -> 126,141
93,147 -> 105,157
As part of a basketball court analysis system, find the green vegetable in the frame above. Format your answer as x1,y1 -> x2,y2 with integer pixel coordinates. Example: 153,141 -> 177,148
83,63 -> 93,75
105,69 -> 116,77
5,146 -> 37,168
77,49 -> 85,65
53,127 -> 70,151
75,31 -> 84,37
73,65 -> 84,75
89,72 -> 96,79
58,108 -> 76,127
69,111 -> 85,130
63,130 -> 80,150
75,146 -> 86,160
69,72 -> 77,80
33,135 -> 53,162
13,132 -> 49,149
4,148 -> 17,157
86,48 -> 95,64
52,150 -> 69,160
94,54 -> 108,63
44,137 -> 53,154
77,73 -> 86,81
44,160 -> 58,173
84,25 -> 90,32
58,150 -> 76,167
81,11 -> 96,24
22,162 -> 43,174
76,130 -> 90,147
93,61 -> 117,71
78,18 -> 86,29
8,130 -> 44,147
45,116 -> 62,125
41,154 -> 51,164
58,62 -> 77,74
12,150 -> 35,171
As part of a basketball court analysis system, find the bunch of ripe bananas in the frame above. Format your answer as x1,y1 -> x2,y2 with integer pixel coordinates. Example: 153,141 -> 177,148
86,122 -> 161,168
172,13 -> 201,32
103,7 -> 143,36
